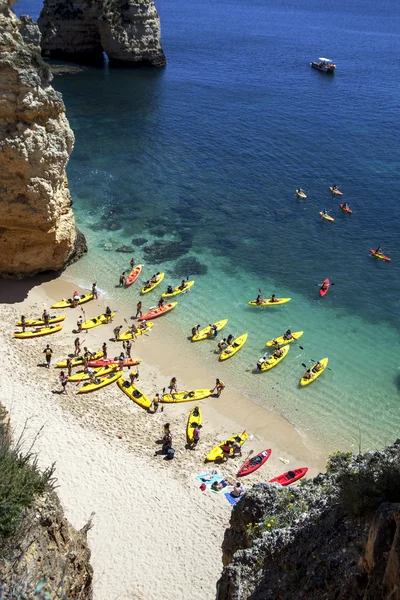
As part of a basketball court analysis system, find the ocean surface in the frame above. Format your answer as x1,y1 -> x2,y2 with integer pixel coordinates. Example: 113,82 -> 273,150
16,0 -> 400,453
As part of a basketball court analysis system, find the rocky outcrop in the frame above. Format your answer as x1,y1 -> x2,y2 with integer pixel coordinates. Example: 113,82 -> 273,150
0,1 -> 86,277
217,441 -> 400,600
38,0 -> 166,66
19,14 -> 41,50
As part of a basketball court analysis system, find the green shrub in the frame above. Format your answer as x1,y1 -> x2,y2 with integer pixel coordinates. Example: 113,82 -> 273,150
31,51 -> 51,82
0,418 -> 56,539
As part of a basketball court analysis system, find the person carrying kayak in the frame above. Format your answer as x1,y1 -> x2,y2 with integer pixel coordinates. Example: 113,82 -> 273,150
269,294 -> 280,303
192,324 -> 200,337
283,330 -> 293,340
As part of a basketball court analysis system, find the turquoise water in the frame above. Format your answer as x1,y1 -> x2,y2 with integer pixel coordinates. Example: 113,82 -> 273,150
16,0 -> 400,451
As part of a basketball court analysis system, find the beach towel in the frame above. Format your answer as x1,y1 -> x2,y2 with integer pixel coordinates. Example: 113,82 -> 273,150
210,481 -> 230,494
196,473 -> 221,487
224,491 -> 244,505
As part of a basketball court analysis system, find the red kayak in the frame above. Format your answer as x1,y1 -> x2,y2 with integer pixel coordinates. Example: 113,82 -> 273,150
319,278 -> 330,297
269,467 -> 308,486
340,203 -> 352,214
237,449 -> 271,477
138,302 -> 177,321
370,250 -> 391,262
125,264 -> 142,287
88,357 -> 141,368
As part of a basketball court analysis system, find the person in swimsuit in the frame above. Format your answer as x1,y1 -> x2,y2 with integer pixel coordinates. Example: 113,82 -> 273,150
136,301 -> 142,318
43,344 -> 53,368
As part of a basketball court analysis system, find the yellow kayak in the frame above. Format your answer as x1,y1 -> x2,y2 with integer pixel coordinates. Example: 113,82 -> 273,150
141,273 -> 165,295
248,298 -> 291,306
118,322 -> 154,341
68,365 -> 117,382
162,389 -> 212,403
192,319 -> 228,342
206,431 -> 248,462
81,312 -> 115,330
16,315 -> 66,327
319,212 -> 335,222
266,331 -> 304,347
161,280 -> 195,298
78,370 -> 122,394
300,358 -> 329,386
219,333 -> 248,361
187,406 -> 202,442
117,378 -> 151,409
56,351 -> 104,368
14,325 -> 63,339
260,344 -> 290,371
296,190 -> 307,199
51,293 -> 94,309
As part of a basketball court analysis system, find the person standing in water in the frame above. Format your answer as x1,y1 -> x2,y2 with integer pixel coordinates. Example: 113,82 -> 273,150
92,283 -> 98,300
119,272 -> 126,287
192,324 -> 200,337
43,344 -> 53,368
130,258 -> 135,269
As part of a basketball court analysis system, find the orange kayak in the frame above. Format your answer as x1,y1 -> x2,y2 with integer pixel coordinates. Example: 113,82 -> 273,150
138,302 -> 177,321
125,265 -> 142,287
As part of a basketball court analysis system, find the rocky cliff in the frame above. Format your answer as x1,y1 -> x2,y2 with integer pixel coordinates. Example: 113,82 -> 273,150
0,0 -> 86,278
217,441 -> 400,599
38,0 -> 166,66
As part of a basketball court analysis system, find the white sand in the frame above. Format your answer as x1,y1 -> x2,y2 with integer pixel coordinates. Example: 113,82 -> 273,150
0,278 -> 325,600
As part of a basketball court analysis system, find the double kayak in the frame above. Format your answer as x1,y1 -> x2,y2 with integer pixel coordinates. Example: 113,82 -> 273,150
192,319 -> 228,342
125,265 -> 143,287
161,280 -> 195,298
118,322 -> 154,341
68,365 -> 117,382
219,333 -> 248,361
88,357 -> 141,368
370,250 -> 391,262
78,370 -> 122,394
187,405 -> 202,442
56,351 -> 104,368
329,187 -> 342,196
206,432 -> 249,462
260,344 -> 290,371
141,273 -> 165,295
138,302 -> 177,321
117,378 -> 151,409
249,298 -> 291,306
266,331 -> 303,347
14,325 -> 63,339
51,293 -> 94,309
81,312 -> 115,330
162,389 -> 212,403
320,212 -> 335,222
237,449 -> 272,477
299,358 -> 328,386
319,278 -> 330,297
340,203 -> 352,214
16,315 -> 65,327
269,467 -> 308,486
296,190 -> 307,199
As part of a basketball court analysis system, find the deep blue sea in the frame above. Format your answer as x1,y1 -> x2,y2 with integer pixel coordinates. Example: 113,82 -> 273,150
15,0 -> 400,452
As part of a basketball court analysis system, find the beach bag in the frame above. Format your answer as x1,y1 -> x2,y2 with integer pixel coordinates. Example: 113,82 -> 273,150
166,448 -> 175,460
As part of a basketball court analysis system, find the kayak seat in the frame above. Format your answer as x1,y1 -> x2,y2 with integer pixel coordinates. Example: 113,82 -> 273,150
123,381 -> 130,388
133,390 -> 142,398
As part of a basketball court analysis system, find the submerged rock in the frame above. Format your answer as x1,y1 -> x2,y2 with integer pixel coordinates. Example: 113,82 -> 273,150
131,237 -> 148,246
116,245 -> 134,253
143,240 -> 191,263
173,257 -> 207,277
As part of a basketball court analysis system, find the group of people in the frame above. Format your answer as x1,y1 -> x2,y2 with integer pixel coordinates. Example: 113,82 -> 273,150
255,293 -> 280,304
303,361 -> 324,380
142,272 -> 161,290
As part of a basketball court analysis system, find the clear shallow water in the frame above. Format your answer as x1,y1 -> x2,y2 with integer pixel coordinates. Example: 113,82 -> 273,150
15,0 -> 400,451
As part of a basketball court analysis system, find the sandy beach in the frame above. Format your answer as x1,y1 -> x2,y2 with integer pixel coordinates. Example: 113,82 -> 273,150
0,274 -> 326,600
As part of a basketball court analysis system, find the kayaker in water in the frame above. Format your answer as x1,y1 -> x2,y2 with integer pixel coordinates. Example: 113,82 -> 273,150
227,334 -> 234,345
332,184 -> 338,191
218,338 -> 227,352
92,283 -> 98,299
143,280 -> 151,290
283,329 -> 293,340
375,247 -> 383,254
192,324 -> 200,337
269,294 -> 279,303
321,210 -> 329,216
296,188 -> 304,195
304,369 -> 313,380
342,202 -> 350,210
273,347 -> 284,359
178,280 -> 187,291
166,285 -> 174,295
320,281 -> 329,291
119,272 -> 126,287
256,294 -> 264,305
150,273 -> 160,284
135,301 -> 142,318
313,361 -> 323,372
158,297 -> 165,308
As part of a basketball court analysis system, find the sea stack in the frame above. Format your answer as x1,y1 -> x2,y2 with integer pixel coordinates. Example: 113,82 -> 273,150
0,0 -> 86,278
38,0 -> 166,67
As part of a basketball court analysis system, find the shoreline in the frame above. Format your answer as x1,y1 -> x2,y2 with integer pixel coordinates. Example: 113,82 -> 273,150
0,272 -> 327,599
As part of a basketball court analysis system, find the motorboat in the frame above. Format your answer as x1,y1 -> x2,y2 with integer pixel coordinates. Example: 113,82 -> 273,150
310,58 -> 336,73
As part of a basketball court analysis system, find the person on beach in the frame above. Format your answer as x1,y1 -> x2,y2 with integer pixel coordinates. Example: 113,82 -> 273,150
74,337 -> 81,356
130,258 -> 135,269
178,279 -> 187,291
118,353 -> 125,368
92,283 -> 98,300
105,306 -> 113,323
136,301 -> 142,318
221,440 -> 233,462
227,334 -> 234,345
42,309 -> 50,327
231,483 -> 245,498
269,294 -> 279,303
212,378 -> 225,397
129,370 -> 139,385
124,340 -> 132,358
152,393 -> 160,413
66,356 -> 73,376
72,291 -> 80,308
77,316 -> 83,332
102,342 -> 108,359
232,438 -> 243,457
129,323 -> 139,337
169,377 -> 178,393
43,344 -> 53,368
119,272 -> 126,287
114,325 -> 123,341
20,315 -> 26,333
211,477 -> 234,491
191,424 -> 202,448
218,338 -> 227,352
60,371 -> 68,393
192,324 -> 200,337
157,297 -> 165,308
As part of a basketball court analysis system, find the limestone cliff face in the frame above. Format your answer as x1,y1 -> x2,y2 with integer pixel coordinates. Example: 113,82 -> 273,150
0,1 -> 86,277
217,441 -> 400,600
38,0 -> 166,66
